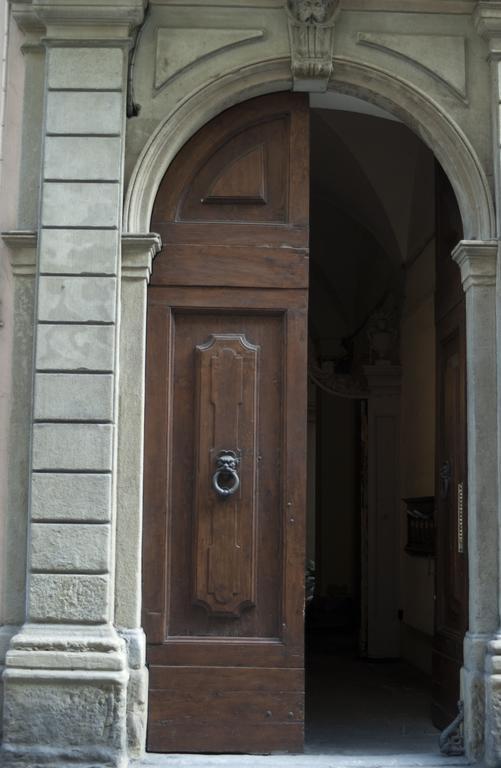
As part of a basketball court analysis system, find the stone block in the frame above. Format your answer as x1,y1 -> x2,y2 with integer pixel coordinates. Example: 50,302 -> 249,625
126,667 -> 148,757
34,373 -> 114,421
31,523 -> 110,573
36,324 -> 115,372
119,628 -> 146,670
42,183 -> 120,228
39,229 -> 118,275
46,91 -> 122,135
38,276 -> 117,323
2,670 -> 127,755
29,574 -> 110,623
48,47 -> 124,90
32,423 -> 113,472
31,473 -> 112,522
44,136 -> 122,181
485,671 -> 501,765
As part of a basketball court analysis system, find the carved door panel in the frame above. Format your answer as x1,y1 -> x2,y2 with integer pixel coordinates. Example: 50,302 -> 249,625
143,94 -> 309,753
432,165 -> 468,730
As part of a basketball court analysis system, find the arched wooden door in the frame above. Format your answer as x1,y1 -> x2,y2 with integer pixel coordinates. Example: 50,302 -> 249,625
143,93 -> 309,753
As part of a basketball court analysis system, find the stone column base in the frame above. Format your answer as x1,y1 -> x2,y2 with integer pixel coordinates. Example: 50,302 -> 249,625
0,626 -> 20,739
484,634 -> 501,766
118,628 -> 148,758
1,625 -> 129,768
463,631 -> 491,760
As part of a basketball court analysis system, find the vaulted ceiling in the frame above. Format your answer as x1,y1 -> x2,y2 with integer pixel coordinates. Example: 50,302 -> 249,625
309,105 -> 437,359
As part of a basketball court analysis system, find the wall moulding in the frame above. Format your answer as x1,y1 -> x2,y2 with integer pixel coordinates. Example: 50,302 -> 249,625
30,0 -> 146,38
154,27 -> 264,94
342,0 -> 475,11
2,231 -> 38,275
356,32 -> 467,103
146,0 -> 474,10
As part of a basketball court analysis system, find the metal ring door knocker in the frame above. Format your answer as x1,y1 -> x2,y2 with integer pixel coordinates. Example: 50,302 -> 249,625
212,450 -> 240,498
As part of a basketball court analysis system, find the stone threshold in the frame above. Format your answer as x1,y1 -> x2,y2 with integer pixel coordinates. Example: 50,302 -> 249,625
137,754 -> 471,768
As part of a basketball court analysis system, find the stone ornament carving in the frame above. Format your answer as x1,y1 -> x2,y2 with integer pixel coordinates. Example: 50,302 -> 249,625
286,0 -> 340,92
439,700 -> 465,756
308,349 -> 368,399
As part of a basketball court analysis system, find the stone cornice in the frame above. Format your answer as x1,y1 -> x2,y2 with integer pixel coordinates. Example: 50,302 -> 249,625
2,231 -> 38,276
452,239 -> 497,291
11,2 -> 46,35
28,0 -> 146,39
474,2 -> 501,55
121,232 -> 161,282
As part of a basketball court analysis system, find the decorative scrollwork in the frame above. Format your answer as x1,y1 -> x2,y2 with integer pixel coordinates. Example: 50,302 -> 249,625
308,348 -> 368,400
287,0 -> 339,24
439,700 -> 465,756
286,0 -> 340,91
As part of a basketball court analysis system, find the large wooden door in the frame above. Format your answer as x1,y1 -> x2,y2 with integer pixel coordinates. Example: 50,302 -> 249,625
432,165 -> 468,730
143,93 -> 309,753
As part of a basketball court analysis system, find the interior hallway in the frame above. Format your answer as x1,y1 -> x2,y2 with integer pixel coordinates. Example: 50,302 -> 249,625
306,639 -> 440,755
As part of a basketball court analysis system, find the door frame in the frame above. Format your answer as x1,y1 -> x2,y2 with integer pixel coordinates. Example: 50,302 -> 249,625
119,67 -> 497,759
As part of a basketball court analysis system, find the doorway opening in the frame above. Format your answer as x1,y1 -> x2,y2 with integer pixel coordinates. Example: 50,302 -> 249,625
305,101 -> 467,755
142,91 -> 468,756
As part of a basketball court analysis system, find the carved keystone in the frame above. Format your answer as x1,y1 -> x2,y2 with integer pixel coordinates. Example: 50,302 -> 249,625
286,0 -> 340,92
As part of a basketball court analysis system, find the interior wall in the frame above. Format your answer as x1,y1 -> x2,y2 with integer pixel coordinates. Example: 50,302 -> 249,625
317,393 -> 359,607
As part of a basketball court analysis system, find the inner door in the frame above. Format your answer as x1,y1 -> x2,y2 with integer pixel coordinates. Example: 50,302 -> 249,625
143,93 -> 309,753
432,165 -> 468,729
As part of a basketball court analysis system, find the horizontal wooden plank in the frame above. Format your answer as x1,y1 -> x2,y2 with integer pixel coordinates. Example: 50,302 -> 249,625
147,641 -> 302,668
148,286 -> 308,311
150,691 -> 303,722
147,721 -> 304,754
151,244 -> 308,289
149,665 -> 303,691
152,222 -> 308,249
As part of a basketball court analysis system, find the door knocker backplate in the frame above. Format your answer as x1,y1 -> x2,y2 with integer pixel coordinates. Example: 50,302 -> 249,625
212,450 -> 241,498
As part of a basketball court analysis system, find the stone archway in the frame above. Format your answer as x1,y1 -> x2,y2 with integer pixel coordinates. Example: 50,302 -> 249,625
120,59 -> 497,761
124,58 -> 495,240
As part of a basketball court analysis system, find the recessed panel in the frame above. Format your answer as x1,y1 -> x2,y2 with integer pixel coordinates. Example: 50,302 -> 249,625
194,333 -> 259,617
167,311 -> 284,640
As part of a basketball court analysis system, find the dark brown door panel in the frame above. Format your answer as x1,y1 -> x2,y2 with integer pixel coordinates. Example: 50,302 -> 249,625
143,93 -> 309,753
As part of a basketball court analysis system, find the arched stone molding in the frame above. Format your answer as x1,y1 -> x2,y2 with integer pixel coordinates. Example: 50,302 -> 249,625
124,57 -> 495,241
